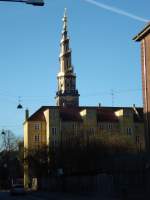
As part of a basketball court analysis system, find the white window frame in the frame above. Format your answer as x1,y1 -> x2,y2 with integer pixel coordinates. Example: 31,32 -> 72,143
34,123 -> 40,130
34,134 -> 40,142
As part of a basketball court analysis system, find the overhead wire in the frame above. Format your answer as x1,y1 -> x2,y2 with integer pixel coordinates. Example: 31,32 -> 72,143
0,88 -> 142,100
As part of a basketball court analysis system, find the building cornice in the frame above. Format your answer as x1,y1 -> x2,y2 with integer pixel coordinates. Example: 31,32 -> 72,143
133,22 -> 150,41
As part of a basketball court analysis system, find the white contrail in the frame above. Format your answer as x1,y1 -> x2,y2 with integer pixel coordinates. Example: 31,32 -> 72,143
83,0 -> 149,23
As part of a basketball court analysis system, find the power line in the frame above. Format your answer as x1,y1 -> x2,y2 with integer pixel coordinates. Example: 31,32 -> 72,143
0,88 -> 142,102
81,88 -> 142,98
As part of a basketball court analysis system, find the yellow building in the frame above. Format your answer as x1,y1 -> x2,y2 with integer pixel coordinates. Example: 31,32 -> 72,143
24,106 -> 145,150
24,9 -> 145,187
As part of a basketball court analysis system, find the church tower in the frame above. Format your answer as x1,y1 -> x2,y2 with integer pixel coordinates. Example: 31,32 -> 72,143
56,9 -> 79,107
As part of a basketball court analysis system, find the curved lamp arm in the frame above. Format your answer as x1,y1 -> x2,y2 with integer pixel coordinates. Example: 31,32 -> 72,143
0,0 -> 44,6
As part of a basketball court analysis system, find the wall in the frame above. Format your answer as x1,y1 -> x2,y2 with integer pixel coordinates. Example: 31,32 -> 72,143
141,35 -> 150,151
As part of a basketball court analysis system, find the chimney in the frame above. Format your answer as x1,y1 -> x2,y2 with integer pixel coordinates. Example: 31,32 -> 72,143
133,104 -> 140,118
25,109 -> 29,120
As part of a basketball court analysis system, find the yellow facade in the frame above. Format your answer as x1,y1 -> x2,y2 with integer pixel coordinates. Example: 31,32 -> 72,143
24,106 -> 145,151
24,121 -> 46,150
23,106 -> 145,187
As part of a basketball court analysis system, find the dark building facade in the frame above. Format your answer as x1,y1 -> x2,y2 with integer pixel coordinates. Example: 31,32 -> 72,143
134,23 -> 150,151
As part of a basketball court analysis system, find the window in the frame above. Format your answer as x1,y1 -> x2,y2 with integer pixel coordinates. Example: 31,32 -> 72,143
52,139 -> 57,146
127,127 -> 132,135
34,123 -> 40,130
108,124 -> 112,129
73,123 -> 77,134
72,79 -> 75,89
99,123 -> 103,129
67,83 -> 69,87
34,135 -> 37,142
125,110 -> 129,116
136,136 -> 140,144
35,135 -> 40,142
90,127 -> 95,135
52,127 -> 57,136
67,59 -> 70,68
52,110 -> 57,119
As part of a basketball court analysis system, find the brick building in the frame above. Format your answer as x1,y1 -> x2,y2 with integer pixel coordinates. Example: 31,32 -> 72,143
134,23 -> 150,151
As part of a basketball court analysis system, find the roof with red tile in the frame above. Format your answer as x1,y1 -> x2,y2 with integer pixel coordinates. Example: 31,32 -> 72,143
59,107 -> 83,122
26,106 -> 143,123
27,106 -> 49,122
97,108 -> 118,122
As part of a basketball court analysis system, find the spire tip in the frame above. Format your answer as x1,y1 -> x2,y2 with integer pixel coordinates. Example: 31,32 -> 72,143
62,8 -> 68,31
64,8 -> 67,16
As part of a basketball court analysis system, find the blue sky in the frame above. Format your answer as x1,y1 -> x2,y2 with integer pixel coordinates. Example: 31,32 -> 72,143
0,0 -> 149,137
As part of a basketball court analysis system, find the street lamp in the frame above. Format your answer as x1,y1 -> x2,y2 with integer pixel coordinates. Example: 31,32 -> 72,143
0,0 -> 44,6
1,129 -> 6,135
17,97 -> 23,109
